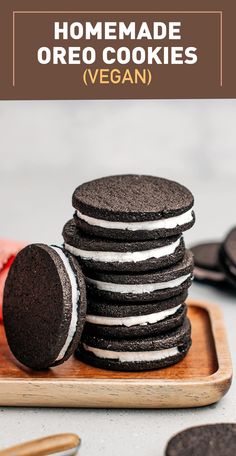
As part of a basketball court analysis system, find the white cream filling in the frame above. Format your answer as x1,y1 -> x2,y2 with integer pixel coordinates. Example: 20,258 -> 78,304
64,237 -> 181,264
51,246 -> 80,362
194,266 -> 225,282
76,208 -> 193,231
83,343 -> 180,362
86,273 -> 191,294
86,304 -> 181,327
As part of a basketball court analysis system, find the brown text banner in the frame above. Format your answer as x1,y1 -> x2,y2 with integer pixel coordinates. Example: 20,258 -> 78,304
0,0 -> 235,99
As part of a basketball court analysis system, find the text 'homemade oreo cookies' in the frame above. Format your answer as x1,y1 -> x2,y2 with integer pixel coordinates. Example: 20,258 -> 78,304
77,317 -> 191,372
73,175 -> 195,241
165,424 -> 236,456
3,244 -> 87,370
63,218 -> 185,273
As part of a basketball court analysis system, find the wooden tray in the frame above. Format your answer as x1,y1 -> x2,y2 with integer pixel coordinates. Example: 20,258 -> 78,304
0,300 -> 232,408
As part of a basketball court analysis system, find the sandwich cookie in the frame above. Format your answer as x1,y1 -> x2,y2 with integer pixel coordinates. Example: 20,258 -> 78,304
85,291 -> 188,338
84,250 -> 194,302
77,317 -> 191,371
165,424 -> 236,456
73,175 -> 195,241
3,244 -> 87,370
220,227 -> 236,288
63,219 -> 185,273
191,242 -> 226,285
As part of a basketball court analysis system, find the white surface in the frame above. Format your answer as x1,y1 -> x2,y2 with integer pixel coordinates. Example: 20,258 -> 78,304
0,99 -> 236,455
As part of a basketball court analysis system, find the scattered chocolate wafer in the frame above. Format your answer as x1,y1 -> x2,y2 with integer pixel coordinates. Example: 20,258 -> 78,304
165,424 -> 236,456
191,242 -> 226,285
192,227 -> 236,290
220,227 -> 236,288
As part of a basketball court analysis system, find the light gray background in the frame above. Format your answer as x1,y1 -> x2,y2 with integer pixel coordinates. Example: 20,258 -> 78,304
0,100 -> 236,455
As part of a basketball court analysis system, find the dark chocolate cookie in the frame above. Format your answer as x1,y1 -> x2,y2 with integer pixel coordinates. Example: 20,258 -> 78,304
3,244 -> 87,370
220,227 -> 236,287
73,175 -> 195,240
165,424 -> 236,456
191,242 -> 226,284
85,291 -> 188,338
76,317 -> 191,371
84,250 -> 194,302
63,219 -> 185,273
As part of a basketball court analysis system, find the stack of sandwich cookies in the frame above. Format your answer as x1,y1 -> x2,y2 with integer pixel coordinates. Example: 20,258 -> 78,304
62,175 -> 195,371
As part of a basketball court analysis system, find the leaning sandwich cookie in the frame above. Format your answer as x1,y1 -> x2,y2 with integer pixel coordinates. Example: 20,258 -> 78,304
63,218 -> 185,273
3,244 -> 87,370
73,175 -> 195,241
76,317 -> 191,371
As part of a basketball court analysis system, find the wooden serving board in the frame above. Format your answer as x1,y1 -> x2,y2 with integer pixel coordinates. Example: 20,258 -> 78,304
0,300 -> 232,408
